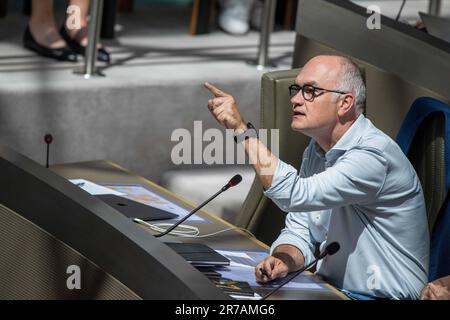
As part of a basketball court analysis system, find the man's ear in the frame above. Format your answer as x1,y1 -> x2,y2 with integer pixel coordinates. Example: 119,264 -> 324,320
337,93 -> 356,117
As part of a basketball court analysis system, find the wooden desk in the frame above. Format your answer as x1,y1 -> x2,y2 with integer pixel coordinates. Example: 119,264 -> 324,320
52,160 -> 347,300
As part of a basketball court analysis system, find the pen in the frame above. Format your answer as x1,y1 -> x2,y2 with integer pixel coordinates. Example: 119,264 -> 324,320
76,182 -> 85,187
259,268 -> 271,279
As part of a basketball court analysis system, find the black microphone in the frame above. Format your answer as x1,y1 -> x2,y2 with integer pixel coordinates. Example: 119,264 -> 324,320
154,174 -> 242,238
44,134 -> 53,168
261,242 -> 340,300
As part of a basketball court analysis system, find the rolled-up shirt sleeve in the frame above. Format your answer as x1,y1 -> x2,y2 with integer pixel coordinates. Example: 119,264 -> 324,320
270,212 -> 317,266
264,148 -> 388,212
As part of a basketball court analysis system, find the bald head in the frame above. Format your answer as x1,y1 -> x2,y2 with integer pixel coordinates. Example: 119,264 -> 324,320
302,55 -> 366,114
290,55 -> 366,148
300,55 -> 343,88
306,55 -> 345,69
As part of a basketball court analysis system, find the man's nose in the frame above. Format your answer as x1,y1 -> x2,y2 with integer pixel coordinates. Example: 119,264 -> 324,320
291,92 -> 305,109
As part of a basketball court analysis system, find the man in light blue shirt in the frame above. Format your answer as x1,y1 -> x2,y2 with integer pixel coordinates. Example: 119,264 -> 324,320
205,55 -> 429,299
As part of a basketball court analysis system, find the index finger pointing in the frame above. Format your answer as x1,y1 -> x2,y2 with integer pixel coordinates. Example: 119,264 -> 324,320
204,82 -> 228,97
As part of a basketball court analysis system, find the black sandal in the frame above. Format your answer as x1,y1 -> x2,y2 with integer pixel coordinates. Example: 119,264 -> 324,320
23,26 -> 78,62
60,26 -> 110,63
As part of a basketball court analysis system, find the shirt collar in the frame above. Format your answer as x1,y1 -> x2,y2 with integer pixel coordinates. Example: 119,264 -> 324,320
313,114 -> 368,164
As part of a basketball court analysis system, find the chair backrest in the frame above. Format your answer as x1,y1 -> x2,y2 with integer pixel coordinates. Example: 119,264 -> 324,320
396,97 -> 450,281
406,115 -> 446,230
429,188 -> 450,281
236,69 -> 310,245
396,97 -> 450,231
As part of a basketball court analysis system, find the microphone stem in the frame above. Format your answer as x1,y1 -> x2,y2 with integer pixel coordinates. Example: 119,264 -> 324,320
154,188 -> 224,238
262,257 -> 319,300
46,144 -> 50,168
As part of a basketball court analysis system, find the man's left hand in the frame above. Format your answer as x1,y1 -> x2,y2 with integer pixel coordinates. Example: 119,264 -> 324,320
420,276 -> 450,300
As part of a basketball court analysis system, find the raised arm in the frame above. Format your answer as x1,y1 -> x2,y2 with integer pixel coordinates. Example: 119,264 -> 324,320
204,82 -> 279,189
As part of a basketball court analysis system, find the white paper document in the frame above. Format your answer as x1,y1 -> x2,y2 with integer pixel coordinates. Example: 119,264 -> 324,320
230,293 -> 263,300
216,250 -> 265,269
216,250 -> 327,291
69,179 -> 126,196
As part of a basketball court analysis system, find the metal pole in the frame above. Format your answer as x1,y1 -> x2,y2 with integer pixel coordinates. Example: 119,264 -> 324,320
75,0 -> 105,78
255,0 -> 277,70
428,0 -> 442,16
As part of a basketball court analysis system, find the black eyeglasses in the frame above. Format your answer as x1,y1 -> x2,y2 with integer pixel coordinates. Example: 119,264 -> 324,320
288,84 -> 348,102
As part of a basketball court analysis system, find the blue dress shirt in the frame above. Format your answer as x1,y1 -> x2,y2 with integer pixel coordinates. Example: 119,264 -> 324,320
264,114 -> 429,299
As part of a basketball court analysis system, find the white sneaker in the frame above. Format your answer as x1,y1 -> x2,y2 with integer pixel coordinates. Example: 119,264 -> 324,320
218,0 -> 253,35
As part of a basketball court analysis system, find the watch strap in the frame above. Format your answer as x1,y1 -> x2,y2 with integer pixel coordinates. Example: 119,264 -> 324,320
234,122 -> 258,143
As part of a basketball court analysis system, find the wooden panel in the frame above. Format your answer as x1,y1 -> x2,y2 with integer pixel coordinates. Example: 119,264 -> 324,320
190,0 -> 215,35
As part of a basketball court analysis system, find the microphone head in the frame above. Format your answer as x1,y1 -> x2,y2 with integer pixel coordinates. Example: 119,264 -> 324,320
44,134 -> 53,144
222,174 -> 243,192
326,242 -> 340,256
229,174 -> 242,187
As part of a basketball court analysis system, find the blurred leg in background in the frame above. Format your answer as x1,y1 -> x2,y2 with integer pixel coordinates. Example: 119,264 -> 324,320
24,0 -> 77,61
61,0 -> 111,63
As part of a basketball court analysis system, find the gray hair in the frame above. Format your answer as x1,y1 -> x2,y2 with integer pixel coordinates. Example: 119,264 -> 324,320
334,57 -> 366,115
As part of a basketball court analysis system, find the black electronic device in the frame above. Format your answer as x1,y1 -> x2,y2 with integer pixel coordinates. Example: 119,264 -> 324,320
96,194 -> 178,221
165,242 -> 230,267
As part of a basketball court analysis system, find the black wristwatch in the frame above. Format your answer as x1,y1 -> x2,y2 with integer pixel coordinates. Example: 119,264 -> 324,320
234,122 -> 258,143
